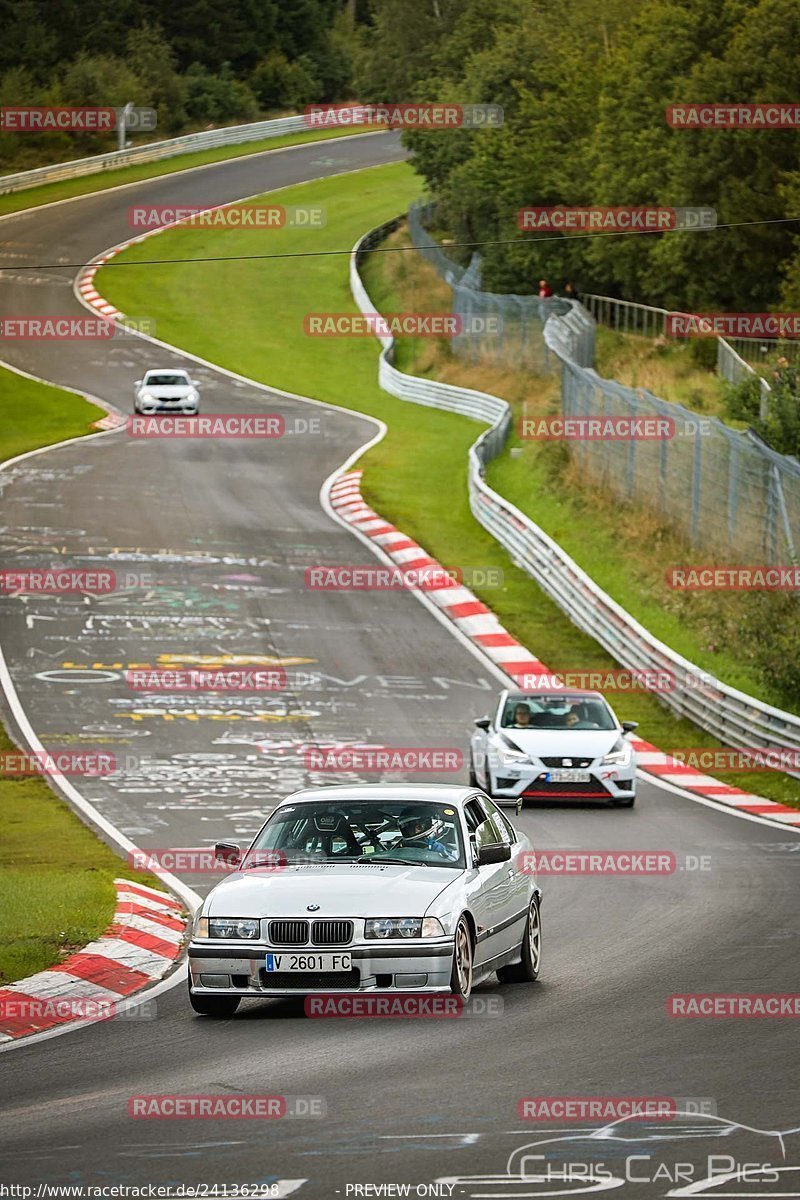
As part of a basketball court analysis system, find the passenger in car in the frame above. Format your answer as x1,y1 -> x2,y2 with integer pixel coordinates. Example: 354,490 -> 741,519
508,703 -> 533,728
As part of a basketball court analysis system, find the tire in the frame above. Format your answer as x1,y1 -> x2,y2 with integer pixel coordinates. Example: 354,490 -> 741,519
497,895 -> 542,984
188,975 -> 240,1018
614,794 -> 636,808
449,915 -> 473,1001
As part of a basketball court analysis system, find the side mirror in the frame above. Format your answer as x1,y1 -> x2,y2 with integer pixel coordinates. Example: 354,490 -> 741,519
622,721 -> 639,734
134,379 -> 142,387
474,717 -> 491,730
214,841 -> 241,866
477,842 -> 511,866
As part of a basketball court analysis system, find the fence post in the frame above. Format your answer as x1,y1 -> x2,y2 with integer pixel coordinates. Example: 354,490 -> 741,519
727,439 -> 740,543
773,465 -> 797,565
690,432 -> 703,543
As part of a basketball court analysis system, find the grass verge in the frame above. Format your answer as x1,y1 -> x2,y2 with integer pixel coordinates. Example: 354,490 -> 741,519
97,167 -> 799,809
0,366 -> 106,461
0,721 -> 165,983
594,327 -> 730,419
0,125 -> 378,219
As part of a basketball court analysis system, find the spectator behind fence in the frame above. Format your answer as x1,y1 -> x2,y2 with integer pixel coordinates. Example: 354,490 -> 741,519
563,281 -> 580,303
538,279 -> 553,298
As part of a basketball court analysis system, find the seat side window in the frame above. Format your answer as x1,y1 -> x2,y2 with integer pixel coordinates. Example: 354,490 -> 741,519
483,799 -> 516,844
464,799 -> 485,833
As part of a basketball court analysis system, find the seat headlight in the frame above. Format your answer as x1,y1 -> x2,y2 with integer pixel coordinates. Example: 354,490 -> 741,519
497,743 -> 531,766
196,916 -> 260,940
364,917 -> 445,939
601,738 -> 632,766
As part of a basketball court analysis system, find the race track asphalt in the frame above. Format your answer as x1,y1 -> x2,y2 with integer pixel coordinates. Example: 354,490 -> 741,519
1,130 -> 798,1199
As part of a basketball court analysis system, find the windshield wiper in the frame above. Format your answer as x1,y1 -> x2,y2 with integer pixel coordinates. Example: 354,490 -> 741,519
355,855 -> 412,866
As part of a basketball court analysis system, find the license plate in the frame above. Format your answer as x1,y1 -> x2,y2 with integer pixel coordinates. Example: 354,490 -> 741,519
547,769 -> 591,783
265,952 -> 352,972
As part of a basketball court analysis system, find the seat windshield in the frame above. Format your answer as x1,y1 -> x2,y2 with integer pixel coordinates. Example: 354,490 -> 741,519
247,800 -> 465,868
501,694 -> 617,731
145,373 -> 189,386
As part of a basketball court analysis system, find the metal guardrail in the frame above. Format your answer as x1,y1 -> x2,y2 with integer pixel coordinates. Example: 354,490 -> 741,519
351,217 -> 800,769
408,212 -> 797,565
0,114 -> 311,195
583,291 -> 773,415
582,293 -> 671,338
717,338 -> 771,420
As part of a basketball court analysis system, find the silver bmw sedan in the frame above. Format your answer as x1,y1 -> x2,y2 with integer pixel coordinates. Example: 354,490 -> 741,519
188,783 -> 541,1017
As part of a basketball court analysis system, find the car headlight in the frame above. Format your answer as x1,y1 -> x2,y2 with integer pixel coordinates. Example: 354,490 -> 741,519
140,392 -> 154,402
365,917 -> 445,939
497,742 -> 531,766
195,916 -> 260,940
601,738 -> 632,766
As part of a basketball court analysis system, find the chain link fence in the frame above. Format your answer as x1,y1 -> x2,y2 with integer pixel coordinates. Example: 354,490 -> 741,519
352,217 -> 800,773
407,202 -> 593,371
408,203 -> 799,565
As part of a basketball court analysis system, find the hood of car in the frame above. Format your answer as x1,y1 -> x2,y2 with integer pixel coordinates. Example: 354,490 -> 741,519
496,728 -> 622,759
205,862 -> 461,919
140,384 -> 194,398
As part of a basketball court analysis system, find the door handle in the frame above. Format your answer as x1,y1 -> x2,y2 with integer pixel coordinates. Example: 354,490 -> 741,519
507,868 -> 515,877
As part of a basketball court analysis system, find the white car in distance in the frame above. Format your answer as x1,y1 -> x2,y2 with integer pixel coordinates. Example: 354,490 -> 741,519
134,368 -> 200,415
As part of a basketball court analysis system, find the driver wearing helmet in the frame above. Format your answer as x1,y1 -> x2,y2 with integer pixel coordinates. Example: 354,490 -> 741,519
396,810 -> 456,860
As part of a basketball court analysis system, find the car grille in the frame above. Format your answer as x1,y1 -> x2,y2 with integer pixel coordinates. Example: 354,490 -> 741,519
268,920 -> 309,945
540,756 -> 593,768
266,919 -> 354,946
259,968 -> 360,990
523,776 -> 611,798
311,920 -> 353,946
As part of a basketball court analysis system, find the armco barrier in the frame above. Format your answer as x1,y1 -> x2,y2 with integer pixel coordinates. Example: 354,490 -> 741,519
351,217 -> 800,774
0,114 -> 312,195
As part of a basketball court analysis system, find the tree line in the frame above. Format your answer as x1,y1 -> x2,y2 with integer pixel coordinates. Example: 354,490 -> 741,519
0,0 -> 360,168
355,0 -> 800,315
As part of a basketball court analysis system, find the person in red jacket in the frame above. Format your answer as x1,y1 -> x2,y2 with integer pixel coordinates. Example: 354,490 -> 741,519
538,278 -> 553,297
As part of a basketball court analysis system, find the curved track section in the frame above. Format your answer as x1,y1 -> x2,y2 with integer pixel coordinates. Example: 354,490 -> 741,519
0,132 -> 798,1196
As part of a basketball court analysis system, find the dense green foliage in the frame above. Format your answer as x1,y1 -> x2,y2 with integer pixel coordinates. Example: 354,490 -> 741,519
355,0 -> 800,311
0,0 -> 360,168
725,364 -> 800,456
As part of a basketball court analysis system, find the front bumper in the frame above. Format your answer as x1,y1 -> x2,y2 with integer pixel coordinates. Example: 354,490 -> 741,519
188,940 -> 455,996
136,401 -> 199,415
490,764 -> 636,802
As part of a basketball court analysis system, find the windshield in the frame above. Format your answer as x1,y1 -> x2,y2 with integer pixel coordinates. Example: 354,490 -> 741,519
248,800 -> 465,869
145,373 -> 189,386
501,694 -> 617,731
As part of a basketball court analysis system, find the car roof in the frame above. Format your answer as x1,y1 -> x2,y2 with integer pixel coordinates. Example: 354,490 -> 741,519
280,784 -> 478,806
503,689 -> 607,702
143,367 -> 190,374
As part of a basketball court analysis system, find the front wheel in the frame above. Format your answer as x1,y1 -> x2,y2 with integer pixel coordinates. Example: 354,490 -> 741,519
497,895 -> 541,983
613,794 -> 636,808
449,916 -> 473,1001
